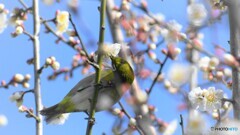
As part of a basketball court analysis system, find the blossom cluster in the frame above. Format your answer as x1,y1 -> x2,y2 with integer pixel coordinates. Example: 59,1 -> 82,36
188,87 -> 224,112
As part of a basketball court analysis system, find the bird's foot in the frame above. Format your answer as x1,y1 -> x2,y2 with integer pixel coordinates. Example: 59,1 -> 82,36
94,81 -> 114,89
84,117 -> 95,124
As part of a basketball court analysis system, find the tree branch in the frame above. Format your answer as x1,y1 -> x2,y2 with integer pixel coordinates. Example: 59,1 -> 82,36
85,0 -> 106,134
147,55 -> 168,95
228,0 -> 240,119
33,0 -> 43,134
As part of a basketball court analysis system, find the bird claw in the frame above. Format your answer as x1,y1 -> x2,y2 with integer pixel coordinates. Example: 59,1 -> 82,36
94,81 -> 114,89
84,117 -> 95,124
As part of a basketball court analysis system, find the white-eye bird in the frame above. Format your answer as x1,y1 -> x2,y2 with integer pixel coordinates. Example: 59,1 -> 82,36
40,56 -> 134,124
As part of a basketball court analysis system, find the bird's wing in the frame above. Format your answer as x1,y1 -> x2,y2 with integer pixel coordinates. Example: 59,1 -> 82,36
66,69 -> 114,96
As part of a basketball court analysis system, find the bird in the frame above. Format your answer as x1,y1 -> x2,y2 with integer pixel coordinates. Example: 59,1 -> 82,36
40,56 -> 134,124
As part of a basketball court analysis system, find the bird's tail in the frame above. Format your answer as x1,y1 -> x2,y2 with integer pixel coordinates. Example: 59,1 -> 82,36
40,104 -> 70,125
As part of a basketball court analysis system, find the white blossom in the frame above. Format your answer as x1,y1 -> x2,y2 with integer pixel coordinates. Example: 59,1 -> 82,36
188,87 -> 205,111
161,20 -> 182,43
198,56 -> 210,70
203,87 -> 224,112
153,13 -> 165,23
163,119 -> 178,135
0,115 -> 8,126
187,3 -> 207,26
100,43 -> 121,57
48,113 -> 70,125
10,91 -> 23,107
168,63 -> 190,86
56,11 -> 69,34
186,110 -> 206,135
188,87 -> 224,112
0,5 -> 7,34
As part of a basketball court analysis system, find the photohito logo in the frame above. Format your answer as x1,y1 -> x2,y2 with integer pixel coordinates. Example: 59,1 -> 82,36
211,126 -> 238,132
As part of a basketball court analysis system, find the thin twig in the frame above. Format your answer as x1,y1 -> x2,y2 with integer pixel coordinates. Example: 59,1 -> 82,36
179,114 -> 184,135
18,0 -> 28,9
118,102 -> 145,135
147,55 -> 168,95
130,0 -> 214,57
23,31 -> 34,40
118,102 -> 131,119
69,15 -> 90,59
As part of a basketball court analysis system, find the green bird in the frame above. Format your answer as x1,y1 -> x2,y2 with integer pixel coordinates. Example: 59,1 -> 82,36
40,56 -> 134,124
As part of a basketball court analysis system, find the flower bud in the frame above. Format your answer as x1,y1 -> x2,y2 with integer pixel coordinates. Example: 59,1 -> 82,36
45,58 -> 52,65
51,61 -> 60,70
24,74 -> 31,81
50,56 -> 56,62
148,51 -> 157,60
15,26 -> 24,35
164,80 -> 171,89
129,118 -> 137,127
223,53 -> 236,66
212,111 -> 219,120
148,43 -> 156,50
1,80 -> 6,86
223,102 -> 230,110
223,68 -> 232,78
13,74 -> 24,83
136,91 -> 148,103
22,82 -> 30,88
178,33 -> 187,41
209,57 -> 219,67
140,104 -> 149,115
112,108 -> 121,116
18,105 -> 28,112
216,71 -> 223,79
168,87 -> 178,94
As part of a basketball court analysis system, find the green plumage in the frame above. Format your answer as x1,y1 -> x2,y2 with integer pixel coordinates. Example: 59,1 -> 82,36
40,57 -> 134,124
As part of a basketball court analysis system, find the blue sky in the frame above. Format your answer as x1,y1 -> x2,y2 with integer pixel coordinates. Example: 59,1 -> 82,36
0,0 -> 231,135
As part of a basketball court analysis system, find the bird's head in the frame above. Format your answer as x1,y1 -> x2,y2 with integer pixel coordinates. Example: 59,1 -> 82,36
110,56 -> 134,84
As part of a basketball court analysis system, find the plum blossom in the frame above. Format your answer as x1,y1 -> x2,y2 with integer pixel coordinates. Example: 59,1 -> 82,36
99,43 -> 121,57
0,115 -> 8,126
10,91 -> 24,107
198,56 -> 219,71
56,11 -> 69,34
187,3 -> 207,26
161,20 -> 182,44
48,113 -> 70,125
168,63 -> 190,86
0,4 -> 8,34
163,119 -> 178,135
186,110 -> 206,135
188,87 -> 224,112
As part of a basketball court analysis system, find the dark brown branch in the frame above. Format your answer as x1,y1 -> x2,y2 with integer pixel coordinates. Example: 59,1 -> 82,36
147,55 -> 168,95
